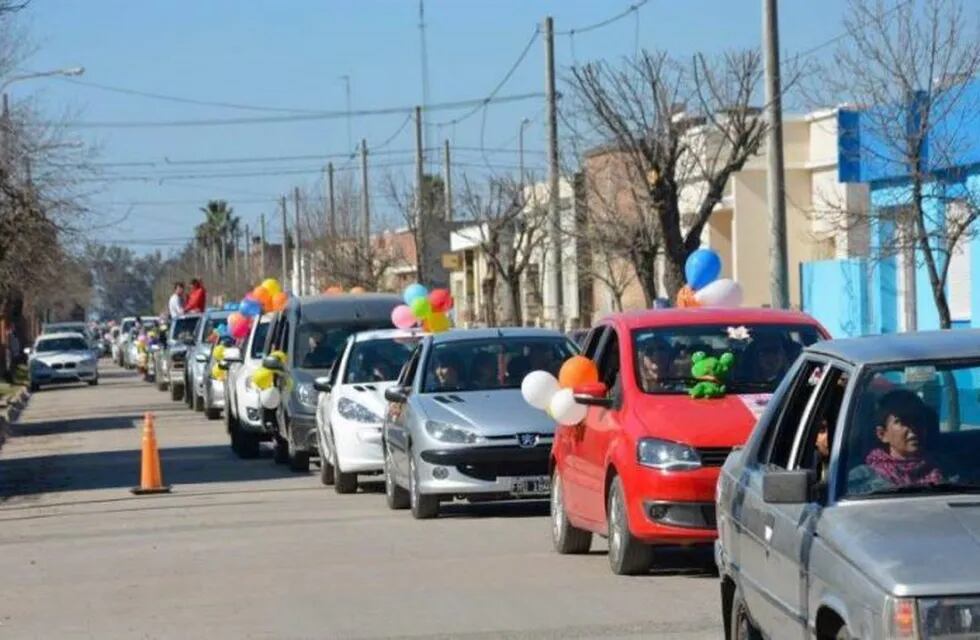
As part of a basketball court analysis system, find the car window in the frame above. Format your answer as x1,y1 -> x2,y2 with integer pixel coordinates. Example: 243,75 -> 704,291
344,337 -> 421,384
757,359 -> 826,469
293,321 -> 390,369
398,344 -> 422,388
170,316 -> 200,344
420,336 -> 575,393
581,326 -> 607,360
791,367 -> 850,481
36,337 -> 89,352
249,321 -> 271,359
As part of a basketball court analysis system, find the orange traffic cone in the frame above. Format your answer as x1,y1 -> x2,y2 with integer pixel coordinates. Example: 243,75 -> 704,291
131,412 -> 171,495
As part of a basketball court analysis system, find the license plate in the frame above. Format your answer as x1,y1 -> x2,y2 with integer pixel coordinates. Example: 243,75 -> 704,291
511,476 -> 550,497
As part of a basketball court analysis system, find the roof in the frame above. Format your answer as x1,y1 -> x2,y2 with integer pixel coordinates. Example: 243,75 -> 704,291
35,332 -> 88,342
44,322 -> 86,328
352,328 -> 428,343
203,309 -> 232,320
290,293 -> 401,321
430,326 -> 566,345
605,307 -> 824,331
806,329 -> 980,366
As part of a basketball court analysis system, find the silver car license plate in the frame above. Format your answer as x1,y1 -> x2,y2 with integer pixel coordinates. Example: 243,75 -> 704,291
511,476 -> 550,497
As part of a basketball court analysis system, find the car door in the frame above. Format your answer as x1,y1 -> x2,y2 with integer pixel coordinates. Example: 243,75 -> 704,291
322,338 -> 350,436
559,325 -> 608,523
734,357 -> 829,635
385,342 -> 422,484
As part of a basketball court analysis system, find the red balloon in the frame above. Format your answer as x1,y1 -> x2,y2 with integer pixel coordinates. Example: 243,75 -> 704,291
429,288 -> 453,313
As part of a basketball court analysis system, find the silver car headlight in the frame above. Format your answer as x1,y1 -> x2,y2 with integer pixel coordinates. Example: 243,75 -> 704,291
337,397 -> 381,423
424,420 -> 486,444
296,382 -> 317,408
917,596 -> 980,638
637,438 -> 701,471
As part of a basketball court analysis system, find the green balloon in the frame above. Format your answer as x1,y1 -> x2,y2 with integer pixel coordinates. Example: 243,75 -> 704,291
410,296 -> 432,319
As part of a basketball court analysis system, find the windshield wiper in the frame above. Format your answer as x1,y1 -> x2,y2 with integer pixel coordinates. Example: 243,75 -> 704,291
864,482 -> 980,497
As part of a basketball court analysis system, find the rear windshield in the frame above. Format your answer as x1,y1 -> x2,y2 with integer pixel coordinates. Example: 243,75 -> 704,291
170,317 -> 200,343
344,337 -> 421,384
632,323 -> 821,394
294,321 -> 391,369
43,324 -> 85,335
250,321 -> 271,359
199,315 -> 229,341
421,336 -> 576,393
36,337 -> 89,352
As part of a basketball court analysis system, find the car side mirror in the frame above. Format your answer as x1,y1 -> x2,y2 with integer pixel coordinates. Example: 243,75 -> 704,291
385,386 -> 408,404
223,347 -> 243,364
313,376 -> 332,393
262,356 -> 284,371
574,382 -> 612,408
763,469 -> 815,504
194,353 -> 209,363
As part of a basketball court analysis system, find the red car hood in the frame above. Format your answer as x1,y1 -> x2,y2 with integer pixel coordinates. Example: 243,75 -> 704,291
628,392 -> 772,448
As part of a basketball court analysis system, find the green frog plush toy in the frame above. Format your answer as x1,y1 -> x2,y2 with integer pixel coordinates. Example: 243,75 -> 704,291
689,351 -> 734,399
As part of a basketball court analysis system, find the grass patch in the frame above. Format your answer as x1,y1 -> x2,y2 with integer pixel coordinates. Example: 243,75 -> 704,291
0,364 -> 28,401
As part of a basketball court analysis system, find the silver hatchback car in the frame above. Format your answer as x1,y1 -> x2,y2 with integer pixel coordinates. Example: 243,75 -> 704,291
382,328 -> 577,519
716,330 -> 980,640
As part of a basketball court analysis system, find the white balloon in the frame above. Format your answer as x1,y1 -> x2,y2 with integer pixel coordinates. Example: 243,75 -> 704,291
694,278 -> 744,308
549,388 -> 588,426
260,387 -> 281,409
521,370 -> 560,410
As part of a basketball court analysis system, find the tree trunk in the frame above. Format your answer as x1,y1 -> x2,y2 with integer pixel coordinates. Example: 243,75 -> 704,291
505,271 -> 523,326
629,245 -> 659,308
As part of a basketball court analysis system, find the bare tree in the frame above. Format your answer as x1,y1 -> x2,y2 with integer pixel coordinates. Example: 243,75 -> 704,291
815,0 -> 980,329
568,50 -> 767,302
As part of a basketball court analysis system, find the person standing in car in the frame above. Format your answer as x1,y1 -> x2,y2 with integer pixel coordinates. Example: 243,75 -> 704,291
185,278 -> 207,313
168,282 -> 185,319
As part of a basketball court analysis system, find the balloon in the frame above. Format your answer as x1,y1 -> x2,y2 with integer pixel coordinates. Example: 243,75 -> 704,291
685,248 -> 722,291
240,298 -> 262,317
676,285 -> 701,309
549,388 -> 587,426
252,367 -> 274,390
694,278 -> 744,308
252,286 -> 273,312
213,345 -> 226,362
350,286 -> 366,294
558,355 -> 599,389
269,350 -> 287,365
260,387 -> 281,409
428,288 -> 453,313
211,364 -> 226,381
391,304 -> 417,329
261,278 -> 282,296
272,291 -> 289,311
403,283 -> 429,305
424,311 -> 450,333
325,286 -> 344,295
521,370 -> 560,410
410,296 -> 432,319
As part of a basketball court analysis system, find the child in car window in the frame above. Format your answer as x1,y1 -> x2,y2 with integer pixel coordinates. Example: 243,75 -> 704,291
847,389 -> 944,494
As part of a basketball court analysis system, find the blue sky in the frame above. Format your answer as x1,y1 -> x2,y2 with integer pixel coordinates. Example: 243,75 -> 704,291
18,0 -> 853,254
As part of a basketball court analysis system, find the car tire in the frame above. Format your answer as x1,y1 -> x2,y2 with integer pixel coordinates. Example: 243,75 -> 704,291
88,377 -> 99,386
171,383 -> 183,402
156,370 -> 167,391
289,449 -> 310,473
231,425 -> 260,459
384,444 -> 409,510
729,586 -> 762,640
551,469 -> 592,554
194,391 -> 204,412
607,476 -> 652,575
205,407 -> 221,420
330,429 -> 358,494
409,454 -> 439,520
184,378 -> 193,408
273,435 -> 290,464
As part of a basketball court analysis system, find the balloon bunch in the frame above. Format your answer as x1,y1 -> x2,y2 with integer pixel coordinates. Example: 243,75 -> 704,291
520,355 -> 599,426
390,283 -> 453,334
227,278 -> 290,341
675,249 -> 744,309
251,349 -> 288,409
210,344 -> 228,381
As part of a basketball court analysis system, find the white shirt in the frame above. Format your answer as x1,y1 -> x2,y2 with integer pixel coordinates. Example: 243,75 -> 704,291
168,293 -> 184,318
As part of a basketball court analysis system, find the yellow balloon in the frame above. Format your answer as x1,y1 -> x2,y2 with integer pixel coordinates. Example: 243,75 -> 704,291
261,278 -> 282,296
253,367 -> 274,390
213,345 -> 226,361
426,311 -> 451,334
211,364 -> 226,381
270,350 -> 288,365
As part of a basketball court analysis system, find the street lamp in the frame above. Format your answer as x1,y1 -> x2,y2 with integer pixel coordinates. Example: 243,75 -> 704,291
1,66 -> 85,92
518,117 -> 531,189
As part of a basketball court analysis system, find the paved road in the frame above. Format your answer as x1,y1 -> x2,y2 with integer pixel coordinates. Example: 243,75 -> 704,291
0,363 -> 722,639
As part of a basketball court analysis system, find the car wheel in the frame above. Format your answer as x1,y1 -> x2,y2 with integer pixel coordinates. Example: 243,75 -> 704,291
171,383 -> 183,402
156,369 -> 168,391
184,378 -> 193,408
88,377 -> 99,386
231,425 -> 260,459
289,449 -> 310,473
205,406 -> 221,420
729,586 -> 762,640
384,443 -> 409,510
551,469 -> 592,554
317,426 -> 335,485
29,382 -> 39,393
331,429 -> 358,494
409,453 -> 439,520
193,390 -> 204,412
273,435 -> 290,464
607,476 -> 652,575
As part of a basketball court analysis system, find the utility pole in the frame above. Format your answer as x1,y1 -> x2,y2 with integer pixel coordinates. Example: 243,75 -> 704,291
293,187 -> 302,295
902,211 -> 918,331
327,162 -> 336,237
259,213 -> 267,278
232,227 -> 240,290
418,0 -> 431,165
443,139 -> 452,222
414,106 -> 426,284
360,138 -> 370,262
544,16 -> 564,330
280,195 -> 289,286
244,223 -> 251,284
763,0 -> 789,309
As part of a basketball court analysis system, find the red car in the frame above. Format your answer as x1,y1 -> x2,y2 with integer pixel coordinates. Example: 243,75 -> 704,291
549,308 -> 828,575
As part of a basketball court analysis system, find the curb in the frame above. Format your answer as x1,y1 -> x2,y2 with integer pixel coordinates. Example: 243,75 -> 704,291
0,387 -> 31,451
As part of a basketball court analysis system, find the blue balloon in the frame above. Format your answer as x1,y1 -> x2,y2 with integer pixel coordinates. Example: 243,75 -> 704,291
403,283 -> 429,305
685,249 -> 722,291
240,299 -> 262,317
216,323 -> 230,337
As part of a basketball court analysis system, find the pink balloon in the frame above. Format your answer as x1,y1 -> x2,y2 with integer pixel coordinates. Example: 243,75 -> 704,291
230,317 -> 250,339
391,304 -> 417,330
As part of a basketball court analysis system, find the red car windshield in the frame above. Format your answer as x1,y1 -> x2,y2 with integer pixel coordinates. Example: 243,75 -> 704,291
632,323 -> 821,394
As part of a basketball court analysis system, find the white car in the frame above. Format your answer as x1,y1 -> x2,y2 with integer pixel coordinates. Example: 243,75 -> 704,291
27,332 -> 99,391
223,314 -> 273,458
315,329 -> 423,493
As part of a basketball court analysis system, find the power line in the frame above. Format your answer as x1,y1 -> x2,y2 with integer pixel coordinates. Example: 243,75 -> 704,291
51,92 -> 544,129
555,0 -> 650,36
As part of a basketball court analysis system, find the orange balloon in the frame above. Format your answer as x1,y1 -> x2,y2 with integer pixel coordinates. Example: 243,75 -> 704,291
272,291 -> 288,311
252,285 -> 273,311
558,355 -> 599,389
676,285 -> 700,309
349,286 -> 366,294
324,286 -> 343,295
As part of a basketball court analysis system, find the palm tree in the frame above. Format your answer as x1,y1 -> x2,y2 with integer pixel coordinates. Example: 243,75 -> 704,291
196,200 -> 238,271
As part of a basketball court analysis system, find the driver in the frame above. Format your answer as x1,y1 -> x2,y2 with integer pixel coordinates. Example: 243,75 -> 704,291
432,352 -> 463,391
638,339 -> 673,390
752,334 -> 790,383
